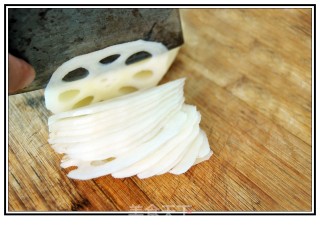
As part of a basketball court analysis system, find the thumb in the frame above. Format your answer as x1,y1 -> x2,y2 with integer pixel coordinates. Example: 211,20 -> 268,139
8,54 -> 35,94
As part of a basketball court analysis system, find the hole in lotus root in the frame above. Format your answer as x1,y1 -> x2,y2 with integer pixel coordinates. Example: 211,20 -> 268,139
62,68 -> 89,82
99,54 -> 120,65
119,86 -> 138,94
133,70 -> 153,79
72,96 -> 94,109
125,51 -> 152,65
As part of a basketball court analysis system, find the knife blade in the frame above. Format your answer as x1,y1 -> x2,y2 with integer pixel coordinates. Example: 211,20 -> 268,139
8,8 -> 184,94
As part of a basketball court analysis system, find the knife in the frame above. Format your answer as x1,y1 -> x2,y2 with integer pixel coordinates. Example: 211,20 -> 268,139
8,8 -> 184,94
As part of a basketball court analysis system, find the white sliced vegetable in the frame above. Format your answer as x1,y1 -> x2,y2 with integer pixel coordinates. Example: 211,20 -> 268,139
193,131 -> 214,165
52,98 -> 183,159
197,130 -> 211,158
170,130 -> 207,175
47,70 -> 213,179
49,85 -> 183,132
194,150 -> 214,165
45,40 -> 180,114
48,77 -> 185,124
67,111 -> 187,180
111,105 -> 200,178
156,120 -> 213,174
48,88 -> 183,141
49,94 -> 182,147
136,105 -> 201,179
49,93 -> 183,144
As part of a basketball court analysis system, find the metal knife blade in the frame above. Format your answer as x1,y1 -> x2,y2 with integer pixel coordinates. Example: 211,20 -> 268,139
8,8 -> 184,94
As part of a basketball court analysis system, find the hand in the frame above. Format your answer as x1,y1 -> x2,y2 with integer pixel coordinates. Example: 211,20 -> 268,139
8,54 -> 35,94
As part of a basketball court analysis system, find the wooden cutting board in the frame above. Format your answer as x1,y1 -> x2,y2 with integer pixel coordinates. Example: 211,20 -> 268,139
8,8 -> 312,212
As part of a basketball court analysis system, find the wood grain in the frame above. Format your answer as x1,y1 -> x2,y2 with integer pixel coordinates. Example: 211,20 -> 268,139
8,9 -> 312,212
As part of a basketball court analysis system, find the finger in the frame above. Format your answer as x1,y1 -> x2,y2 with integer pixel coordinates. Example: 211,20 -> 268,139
8,54 -> 35,94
